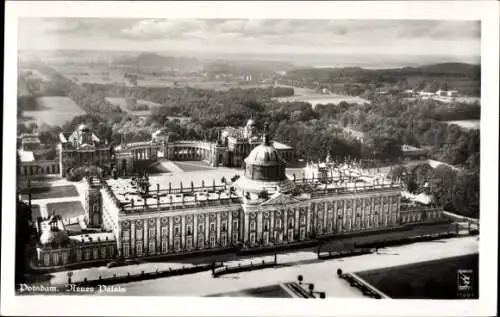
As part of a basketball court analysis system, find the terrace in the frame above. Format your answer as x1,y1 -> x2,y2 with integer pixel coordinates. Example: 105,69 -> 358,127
101,172 -> 401,216
103,178 -> 241,214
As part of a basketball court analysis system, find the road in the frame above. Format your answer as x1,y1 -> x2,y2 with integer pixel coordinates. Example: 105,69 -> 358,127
113,236 -> 478,297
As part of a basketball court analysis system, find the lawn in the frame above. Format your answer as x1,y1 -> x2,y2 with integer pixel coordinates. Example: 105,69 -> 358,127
274,93 -> 370,109
21,185 -> 79,200
22,96 -> 85,126
148,168 -> 244,190
173,161 -> 215,172
356,253 -> 479,299
207,284 -> 293,298
444,120 -> 480,130
46,201 -> 85,219
105,97 -> 163,116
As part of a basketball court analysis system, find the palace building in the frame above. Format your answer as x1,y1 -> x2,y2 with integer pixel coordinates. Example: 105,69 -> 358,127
17,133 -> 60,180
26,124 -> 448,268
34,209 -> 117,268
218,119 -> 295,167
58,124 -> 113,177
31,130 -> 446,268
90,129 -> 444,261
22,119 -> 295,180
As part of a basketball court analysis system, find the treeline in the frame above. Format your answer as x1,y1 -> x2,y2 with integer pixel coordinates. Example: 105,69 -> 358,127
317,97 -> 480,170
285,63 -> 481,97
17,62 -> 122,115
391,164 -> 479,218
25,73 -> 480,172
49,82 -> 479,171
83,84 -> 293,123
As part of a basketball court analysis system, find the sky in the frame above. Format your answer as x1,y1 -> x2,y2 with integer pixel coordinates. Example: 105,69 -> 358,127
18,18 -> 481,57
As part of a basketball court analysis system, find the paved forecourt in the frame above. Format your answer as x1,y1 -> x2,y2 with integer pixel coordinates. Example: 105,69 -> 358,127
95,236 -> 478,297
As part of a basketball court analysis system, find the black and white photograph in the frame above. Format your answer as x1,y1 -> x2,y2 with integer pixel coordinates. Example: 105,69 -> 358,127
2,1 -> 498,317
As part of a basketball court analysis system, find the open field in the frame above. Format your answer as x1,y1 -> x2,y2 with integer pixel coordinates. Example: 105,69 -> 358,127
21,185 -> 79,200
276,94 -> 370,108
21,96 -> 85,126
342,126 -> 366,139
105,97 -> 163,116
443,120 -> 480,130
274,86 -> 370,108
53,65 -> 129,85
46,201 -> 85,219
434,96 -> 480,104
357,253 -> 479,299
105,97 -> 191,122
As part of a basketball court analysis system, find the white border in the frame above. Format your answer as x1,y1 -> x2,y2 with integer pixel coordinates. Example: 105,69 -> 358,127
2,1 -> 498,316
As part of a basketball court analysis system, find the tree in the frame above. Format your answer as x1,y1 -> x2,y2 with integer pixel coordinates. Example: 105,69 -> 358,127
408,163 -> 434,188
389,165 -> 407,181
451,172 -> 479,218
406,179 -> 418,193
366,136 -> 402,161
429,165 -> 457,209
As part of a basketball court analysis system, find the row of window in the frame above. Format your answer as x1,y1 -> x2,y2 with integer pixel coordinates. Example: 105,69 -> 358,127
248,215 -> 307,232
122,232 -> 238,257
248,228 -> 299,245
247,213 -> 402,245
41,251 -> 69,267
246,212 -> 401,244
401,211 -> 440,223
75,245 -> 115,262
122,220 -> 239,241
39,245 -> 115,267
22,164 -> 59,176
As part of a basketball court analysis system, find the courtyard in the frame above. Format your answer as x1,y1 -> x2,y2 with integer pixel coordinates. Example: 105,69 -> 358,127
21,184 -> 79,200
45,201 -> 85,219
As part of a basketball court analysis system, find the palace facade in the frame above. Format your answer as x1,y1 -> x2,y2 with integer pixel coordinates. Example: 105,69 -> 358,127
20,120 -> 295,180
218,119 -> 295,167
28,126 -> 446,268
17,133 -> 60,181
92,131 -> 445,260
58,124 -> 113,177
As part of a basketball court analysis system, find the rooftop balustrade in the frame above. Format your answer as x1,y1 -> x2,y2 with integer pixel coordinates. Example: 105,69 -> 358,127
119,196 -> 242,214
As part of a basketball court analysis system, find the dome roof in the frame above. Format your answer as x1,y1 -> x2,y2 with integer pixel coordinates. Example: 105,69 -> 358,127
40,229 -> 69,245
244,143 -> 285,167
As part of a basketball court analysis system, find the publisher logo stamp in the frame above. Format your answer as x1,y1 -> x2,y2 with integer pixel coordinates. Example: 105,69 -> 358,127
457,269 -> 474,298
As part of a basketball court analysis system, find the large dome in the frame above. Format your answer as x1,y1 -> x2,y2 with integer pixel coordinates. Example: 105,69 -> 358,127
245,143 -> 285,167
235,131 -> 295,194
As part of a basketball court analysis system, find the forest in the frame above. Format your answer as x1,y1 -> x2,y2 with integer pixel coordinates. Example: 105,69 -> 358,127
284,63 -> 481,97
390,164 -> 479,218
17,62 -> 480,218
